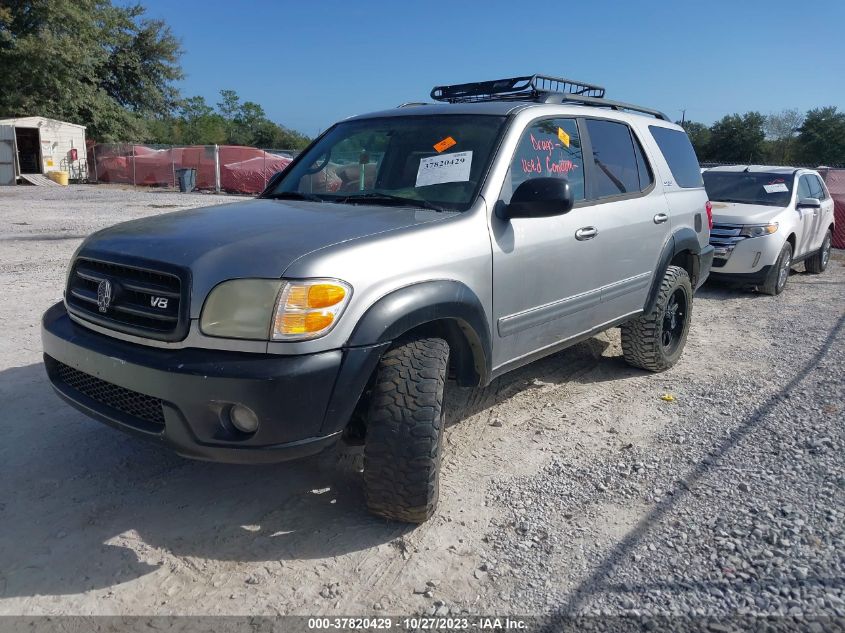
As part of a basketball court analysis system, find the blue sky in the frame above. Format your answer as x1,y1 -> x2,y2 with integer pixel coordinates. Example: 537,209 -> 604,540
137,0 -> 845,137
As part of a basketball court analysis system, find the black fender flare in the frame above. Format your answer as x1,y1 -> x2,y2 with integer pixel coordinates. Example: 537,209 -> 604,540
644,228 -> 701,314
320,282 -> 492,436
348,280 -> 492,385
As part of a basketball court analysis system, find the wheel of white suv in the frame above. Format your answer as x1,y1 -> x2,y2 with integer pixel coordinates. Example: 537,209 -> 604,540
621,265 -> 692,372
363,337 -> 449,523
761,241 -> 793,296
805,230 -> 832,274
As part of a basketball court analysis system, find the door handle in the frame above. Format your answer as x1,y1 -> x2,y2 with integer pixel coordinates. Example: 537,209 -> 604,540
575,226 -> 598,241
653,213 -> 669,224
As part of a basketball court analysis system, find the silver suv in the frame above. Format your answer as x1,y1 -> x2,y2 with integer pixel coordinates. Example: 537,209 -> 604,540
42,75 -> 714,523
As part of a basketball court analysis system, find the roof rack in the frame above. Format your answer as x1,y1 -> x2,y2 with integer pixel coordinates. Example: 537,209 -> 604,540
430,74 -> 668,120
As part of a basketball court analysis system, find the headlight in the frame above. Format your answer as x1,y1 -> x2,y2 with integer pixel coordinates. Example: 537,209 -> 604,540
200,278 -> 352,341
272,279 -> 352,341
740,223 -> 778,238
200,279 -> 283,339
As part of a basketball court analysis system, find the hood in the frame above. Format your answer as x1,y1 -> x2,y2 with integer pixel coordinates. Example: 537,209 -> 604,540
77,198 -> 448,317
710,201 -> 786,225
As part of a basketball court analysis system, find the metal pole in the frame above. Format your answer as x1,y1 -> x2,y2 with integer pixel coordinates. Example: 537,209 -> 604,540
131,144 -> 136,186
92,144 -> 98,183
214,144 -> 221,193
171,145 -> 176,189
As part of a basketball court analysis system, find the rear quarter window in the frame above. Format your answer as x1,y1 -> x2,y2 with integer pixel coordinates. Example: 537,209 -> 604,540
649,126 -> 703,189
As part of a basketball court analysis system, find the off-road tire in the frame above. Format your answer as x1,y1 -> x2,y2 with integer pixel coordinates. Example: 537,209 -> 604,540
363,337 -> 449,523
805,230 -> 832,274
761,241 -> 793,295
621,265 -> 692,372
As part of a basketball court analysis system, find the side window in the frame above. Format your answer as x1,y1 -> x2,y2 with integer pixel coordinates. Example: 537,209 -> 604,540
648,125 -> 704,189
809,175 -> 826,200
584,119 -> 642,198
503,118 -> 585,203
797,175 -> 813,200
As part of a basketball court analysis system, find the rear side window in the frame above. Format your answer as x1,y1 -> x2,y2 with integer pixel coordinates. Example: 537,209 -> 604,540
649,126 -> 703,188
585,119 -> 646,198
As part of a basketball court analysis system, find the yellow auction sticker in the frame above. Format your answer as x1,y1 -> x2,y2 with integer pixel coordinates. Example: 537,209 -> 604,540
557,127 -> 570,147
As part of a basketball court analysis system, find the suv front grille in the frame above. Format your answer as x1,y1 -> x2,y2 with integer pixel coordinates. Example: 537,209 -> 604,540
710,223 -> 745,246
66,257 -> 187,341
54,361 -> 165,427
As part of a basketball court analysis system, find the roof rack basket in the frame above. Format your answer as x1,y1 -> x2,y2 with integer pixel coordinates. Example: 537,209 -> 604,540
431,74 -> 604,103
430,74 -> 667,120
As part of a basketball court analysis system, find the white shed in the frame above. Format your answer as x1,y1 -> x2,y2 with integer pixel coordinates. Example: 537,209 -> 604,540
0,116 -> 87,183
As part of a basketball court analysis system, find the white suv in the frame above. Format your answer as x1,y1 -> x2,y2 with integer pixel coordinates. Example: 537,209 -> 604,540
703,165 -> 835,295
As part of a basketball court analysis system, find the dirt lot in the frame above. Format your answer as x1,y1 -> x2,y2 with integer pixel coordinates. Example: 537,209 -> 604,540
1,185 -> 843,619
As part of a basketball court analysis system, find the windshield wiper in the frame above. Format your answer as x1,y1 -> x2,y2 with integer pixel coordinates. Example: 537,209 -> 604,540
714,198 -> 754,204
264,191 -> 324,203
334,192 -> 446,213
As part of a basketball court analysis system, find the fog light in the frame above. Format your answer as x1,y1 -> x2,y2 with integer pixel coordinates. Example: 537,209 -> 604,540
752,252 -> 761,267
229,404 -> 259,434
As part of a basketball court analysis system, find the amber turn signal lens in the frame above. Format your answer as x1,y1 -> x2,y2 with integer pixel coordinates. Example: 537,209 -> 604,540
307,284 -> 346,308
275,311 -> 334,335
272,278 -> 352,341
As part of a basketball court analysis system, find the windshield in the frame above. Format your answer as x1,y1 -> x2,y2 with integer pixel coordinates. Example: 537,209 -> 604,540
264,115 -> 506,212
703,171 -> 795,207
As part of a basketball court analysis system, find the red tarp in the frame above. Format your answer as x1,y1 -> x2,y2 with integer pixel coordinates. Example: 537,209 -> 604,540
88,145 -> 293,194
820,168 -> 845,249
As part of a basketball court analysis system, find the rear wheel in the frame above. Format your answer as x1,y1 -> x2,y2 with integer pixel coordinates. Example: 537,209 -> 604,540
363,337 -> 449,523
621,265 -> 692,372
761,242 -> 792,295
805,230 -> 832,274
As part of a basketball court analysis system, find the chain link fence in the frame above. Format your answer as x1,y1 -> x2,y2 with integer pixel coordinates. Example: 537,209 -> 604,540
87,144 -> 301,194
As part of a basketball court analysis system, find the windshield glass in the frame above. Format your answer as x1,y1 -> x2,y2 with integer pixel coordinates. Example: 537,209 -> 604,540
703,171 -> 795,207
264,115 -> 506,212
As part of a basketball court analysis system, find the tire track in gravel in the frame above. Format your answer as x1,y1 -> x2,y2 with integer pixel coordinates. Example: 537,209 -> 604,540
554,313 -> 845,618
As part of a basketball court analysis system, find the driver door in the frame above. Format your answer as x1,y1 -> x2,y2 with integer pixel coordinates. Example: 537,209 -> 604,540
489,117 -> 603,370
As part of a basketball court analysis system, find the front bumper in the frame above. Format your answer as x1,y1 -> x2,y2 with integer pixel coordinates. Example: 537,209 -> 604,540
709,230 -> 783,276
41,302 -> 386,463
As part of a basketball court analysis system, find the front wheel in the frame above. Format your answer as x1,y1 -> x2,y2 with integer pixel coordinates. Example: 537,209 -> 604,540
363,337 -> 449,523
805,230 -> 832,274
761,241 -> 793,295
621,265 -> 692,372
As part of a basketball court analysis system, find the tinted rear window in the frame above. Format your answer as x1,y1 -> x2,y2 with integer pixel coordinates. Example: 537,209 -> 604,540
649,126 -> 703,188
585,119 -> 642,198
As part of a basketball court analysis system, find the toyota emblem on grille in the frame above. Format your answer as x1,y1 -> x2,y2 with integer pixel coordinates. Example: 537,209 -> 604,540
97,279 -> 113,313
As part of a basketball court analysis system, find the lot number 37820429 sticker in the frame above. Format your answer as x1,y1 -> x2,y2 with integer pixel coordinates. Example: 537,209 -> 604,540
416,151 -> 473,187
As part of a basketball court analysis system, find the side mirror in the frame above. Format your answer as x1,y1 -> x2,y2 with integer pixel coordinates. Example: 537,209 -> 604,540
797,197 -> 821,209
501,177 -> 574,220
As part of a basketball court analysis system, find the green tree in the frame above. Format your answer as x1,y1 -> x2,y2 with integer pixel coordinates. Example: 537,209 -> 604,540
795,107 -> 845,166
705,112 -> 766,163
763,109 -> 804,164
0,0 -> 183,141
213,89 -> 310,148
174,96 -> 226,145
677,121 -> 711,161
216,89 -> 241,122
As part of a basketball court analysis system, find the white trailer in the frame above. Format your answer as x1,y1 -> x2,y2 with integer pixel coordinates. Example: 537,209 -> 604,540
0,116 -> 87,184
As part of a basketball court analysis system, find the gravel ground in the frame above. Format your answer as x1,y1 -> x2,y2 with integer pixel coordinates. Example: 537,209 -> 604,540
0,185 -> 843,627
